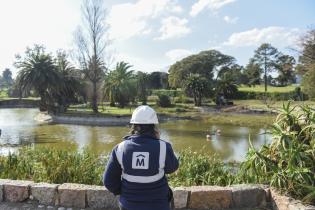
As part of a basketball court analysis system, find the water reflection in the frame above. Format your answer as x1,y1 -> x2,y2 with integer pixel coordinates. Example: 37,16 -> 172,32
0,108 -> 272,161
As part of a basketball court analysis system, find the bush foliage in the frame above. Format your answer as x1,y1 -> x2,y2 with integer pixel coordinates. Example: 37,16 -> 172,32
232,89 -> 308,101
240,102 -> 315,204
156,94 -> 172,107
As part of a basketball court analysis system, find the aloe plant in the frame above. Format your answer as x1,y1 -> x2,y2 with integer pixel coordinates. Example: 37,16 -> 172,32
240,102 -> 315,204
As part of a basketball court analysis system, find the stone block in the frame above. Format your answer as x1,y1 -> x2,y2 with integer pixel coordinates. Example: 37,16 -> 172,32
188,186 -> 232,210
173,187 -> 189,209
0,184 -> 3,202
2,180 -> 33,202
86,185 -> 118,209
31,182 -> 59,205
58,183 -> 87,208
271,188 -> 291,210
231,184 -> 267,208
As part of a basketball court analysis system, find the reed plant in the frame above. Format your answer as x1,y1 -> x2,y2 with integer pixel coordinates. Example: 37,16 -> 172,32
168,148 -> 236,187
0,147 -> 107,185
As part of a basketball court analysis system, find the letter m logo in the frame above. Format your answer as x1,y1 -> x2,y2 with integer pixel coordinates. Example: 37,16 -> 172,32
132,152 -> 149,169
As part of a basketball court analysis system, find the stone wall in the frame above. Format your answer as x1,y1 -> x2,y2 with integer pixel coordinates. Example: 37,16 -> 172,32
0,179 -> 314,210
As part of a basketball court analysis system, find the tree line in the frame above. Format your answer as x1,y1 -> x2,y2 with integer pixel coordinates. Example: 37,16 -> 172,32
0,0 -> 314,110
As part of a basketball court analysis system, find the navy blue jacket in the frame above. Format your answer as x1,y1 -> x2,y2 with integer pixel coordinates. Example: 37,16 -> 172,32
103,134 -> 179,210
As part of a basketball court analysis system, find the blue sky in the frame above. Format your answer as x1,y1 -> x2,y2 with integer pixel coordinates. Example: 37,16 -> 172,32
0,0 -> 314,76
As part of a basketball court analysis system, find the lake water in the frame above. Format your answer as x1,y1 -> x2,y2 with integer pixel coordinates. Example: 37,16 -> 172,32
0,108 -> 272,162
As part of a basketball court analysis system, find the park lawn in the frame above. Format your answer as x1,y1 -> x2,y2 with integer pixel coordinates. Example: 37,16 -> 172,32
233,100 -> 315,110
238,85 -> 297,93
67,102 -> 197,117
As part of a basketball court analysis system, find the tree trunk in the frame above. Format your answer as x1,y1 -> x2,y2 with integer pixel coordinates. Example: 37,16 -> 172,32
193,95 -> 197,106
264,56 -> 267,92
92,82 -> 98,113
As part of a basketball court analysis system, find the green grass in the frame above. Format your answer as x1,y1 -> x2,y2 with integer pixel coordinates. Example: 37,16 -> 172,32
234,100 -> 315,110
67,102 -> 197,117
238,85 -> 296,93
0,146 -> 236,187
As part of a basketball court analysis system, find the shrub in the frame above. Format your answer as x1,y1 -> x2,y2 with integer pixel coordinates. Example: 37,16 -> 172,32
152,89 -> 184,98
156,94 -> 172,107
0,147 -> 107,185
0,147 -> 237,188
240,102 -> 315,204
168,149 -> 236,187
232,90 -> 309,101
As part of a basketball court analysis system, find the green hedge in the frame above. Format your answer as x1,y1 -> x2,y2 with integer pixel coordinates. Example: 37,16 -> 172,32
152,89 -> 184,98
231,90 -> 308,101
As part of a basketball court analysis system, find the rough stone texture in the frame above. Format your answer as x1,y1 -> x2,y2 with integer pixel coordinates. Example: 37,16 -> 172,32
2,180 -> 33,202
31,182 -> 59,205
188,186 -> 232,210
270,188 -> 315,210
270,188 -> 291,210
231,184 -> 267,208
173,187 -> 189,209
58,183 -> 87,208
0,183 -> 3,202
85,185 -> 118,209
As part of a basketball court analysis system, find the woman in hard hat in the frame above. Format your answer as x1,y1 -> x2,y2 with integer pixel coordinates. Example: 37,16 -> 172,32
103,105 -> 179,210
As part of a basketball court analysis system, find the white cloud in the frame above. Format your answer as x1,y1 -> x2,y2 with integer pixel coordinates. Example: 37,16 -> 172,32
190,0 -> 236,17
108,0 -> 183,40
223,27 -> 301,48
223,16 -> 238,24
165,49 -> 193,62
155,17 -> 191,40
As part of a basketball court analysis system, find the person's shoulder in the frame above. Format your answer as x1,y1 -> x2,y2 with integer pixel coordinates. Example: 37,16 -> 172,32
158,139 -> 172,148
113,136 -> 132,151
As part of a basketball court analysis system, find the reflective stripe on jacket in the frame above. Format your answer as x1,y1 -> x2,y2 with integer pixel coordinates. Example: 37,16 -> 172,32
103,134 -> 179,210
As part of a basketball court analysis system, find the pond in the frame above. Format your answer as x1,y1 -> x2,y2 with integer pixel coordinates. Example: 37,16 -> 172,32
0,108 -> 272,162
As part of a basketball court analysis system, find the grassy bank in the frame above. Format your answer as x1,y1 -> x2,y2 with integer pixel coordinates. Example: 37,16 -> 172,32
202,113 -> 275,127
234,100 -> 315,110
238,85 -> 296,93
67,103 -> 197,117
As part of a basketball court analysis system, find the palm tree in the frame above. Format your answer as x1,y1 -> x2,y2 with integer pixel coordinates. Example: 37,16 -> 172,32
103,62 -> 136,108
184,74 -> 209,106
54,51 -> 83,112
15,45 -> 62,111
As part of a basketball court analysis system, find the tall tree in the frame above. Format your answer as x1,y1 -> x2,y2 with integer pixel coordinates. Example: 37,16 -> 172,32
54,51 -> 83,111
74,0 -> 110,113
299,29 -> 315,70
148,72 -> 169,89
168,50 -> 235,88
104,62 -> 136,108
253,43 -> 279,92
136,71 -> 149,105
2,68 -> 13,87
298,29 -> 315,99
183,74 -> 210,106
15,45 -> 62,111
275,54 -> 296,86
243,58 -> 263,86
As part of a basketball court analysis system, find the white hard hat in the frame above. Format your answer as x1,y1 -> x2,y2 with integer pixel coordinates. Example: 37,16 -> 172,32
130,105 -> 159,124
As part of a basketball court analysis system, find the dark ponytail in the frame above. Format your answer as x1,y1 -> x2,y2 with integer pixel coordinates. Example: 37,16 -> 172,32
130,124 -> 160,139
